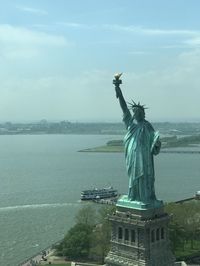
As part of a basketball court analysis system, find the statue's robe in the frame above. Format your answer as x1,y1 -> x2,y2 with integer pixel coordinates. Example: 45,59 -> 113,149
123,110 -> 161,202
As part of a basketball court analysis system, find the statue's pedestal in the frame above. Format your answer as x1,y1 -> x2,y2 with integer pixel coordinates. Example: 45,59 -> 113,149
105,196 -> 175,266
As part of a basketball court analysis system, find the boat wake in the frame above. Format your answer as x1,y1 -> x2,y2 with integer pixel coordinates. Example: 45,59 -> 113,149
0,202 -> 79,212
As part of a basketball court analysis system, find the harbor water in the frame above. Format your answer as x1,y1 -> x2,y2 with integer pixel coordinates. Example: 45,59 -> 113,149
0,135 -> 199,266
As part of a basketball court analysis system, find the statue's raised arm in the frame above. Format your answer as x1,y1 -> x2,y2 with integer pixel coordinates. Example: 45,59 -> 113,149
113,73 -> 129,115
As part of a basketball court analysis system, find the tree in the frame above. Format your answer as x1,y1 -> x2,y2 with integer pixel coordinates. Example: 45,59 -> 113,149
60,223 -> 93,259
75,205 -> 97,226
90,206 -> 116,263
165,201 -> 200,258
57,205 -> 97,259
56,204 -> 115,262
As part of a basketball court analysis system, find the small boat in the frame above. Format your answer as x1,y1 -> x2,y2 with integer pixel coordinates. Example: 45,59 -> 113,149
81,186 -> 118,200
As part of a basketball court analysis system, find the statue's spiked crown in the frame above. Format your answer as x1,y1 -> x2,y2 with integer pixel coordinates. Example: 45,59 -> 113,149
128,100 -> 147,112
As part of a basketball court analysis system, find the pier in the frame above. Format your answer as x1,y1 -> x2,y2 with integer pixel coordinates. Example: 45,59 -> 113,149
174,197 -> 195,204
92,197 -> 118,205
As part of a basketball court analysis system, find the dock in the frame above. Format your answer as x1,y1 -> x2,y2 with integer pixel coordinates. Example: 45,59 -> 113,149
92,197 -> 118,205
175,197 -> 195,204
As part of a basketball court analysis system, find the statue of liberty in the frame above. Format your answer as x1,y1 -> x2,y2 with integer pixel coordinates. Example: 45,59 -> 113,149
113,74 -> 161,203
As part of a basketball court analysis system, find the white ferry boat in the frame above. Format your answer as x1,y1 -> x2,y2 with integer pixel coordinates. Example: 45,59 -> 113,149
195,191 -> 200,199
81,186 -> 118,200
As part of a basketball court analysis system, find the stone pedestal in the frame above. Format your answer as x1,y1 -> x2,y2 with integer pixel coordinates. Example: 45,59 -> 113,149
105,196 -> 175,266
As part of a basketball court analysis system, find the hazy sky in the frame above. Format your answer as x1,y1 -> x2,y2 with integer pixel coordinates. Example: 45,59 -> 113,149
0,0 -> 200,122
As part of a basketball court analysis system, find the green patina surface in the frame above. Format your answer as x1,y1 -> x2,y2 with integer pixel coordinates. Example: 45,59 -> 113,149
116,195 -> 163,210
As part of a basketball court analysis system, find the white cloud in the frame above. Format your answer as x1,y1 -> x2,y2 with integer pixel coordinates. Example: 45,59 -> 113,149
184,37 -> 200,47
0,52 -> 199,122
51,23 -> 200,37
56,22 -> 94,30
0,24 -> 69,59
128,51 -> 148,55
0,23 -> 199,121
103,24 -> 199,36
3,48 -> 39,59
0,24 -> 67,46
0,71 -> 120,121
16,6 -> 48,15
161,44 -> 189,49
123,50 -> 200,121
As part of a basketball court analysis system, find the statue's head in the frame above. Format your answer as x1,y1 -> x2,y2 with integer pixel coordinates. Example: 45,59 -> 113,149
129,101 -> 146,122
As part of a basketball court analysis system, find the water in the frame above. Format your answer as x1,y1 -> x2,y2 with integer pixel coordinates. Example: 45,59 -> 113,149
0,135 -> 199,266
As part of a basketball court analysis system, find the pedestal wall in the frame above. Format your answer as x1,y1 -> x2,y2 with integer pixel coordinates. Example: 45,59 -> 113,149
105,200 -> 175,266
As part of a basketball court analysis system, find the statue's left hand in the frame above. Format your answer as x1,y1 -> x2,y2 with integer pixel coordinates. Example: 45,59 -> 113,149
153,139 -> 161,155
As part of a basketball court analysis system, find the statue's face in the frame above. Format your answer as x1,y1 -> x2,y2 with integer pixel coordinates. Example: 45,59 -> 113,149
133,108 -> 145,122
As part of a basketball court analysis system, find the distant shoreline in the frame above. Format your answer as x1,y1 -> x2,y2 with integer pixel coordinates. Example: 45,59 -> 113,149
79,147 -> 200,154
0,121 -> 200,136
79,135 -> 200,153
79,146 -> 124,153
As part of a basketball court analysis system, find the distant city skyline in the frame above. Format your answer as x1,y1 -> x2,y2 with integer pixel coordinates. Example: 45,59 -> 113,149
0,0 -> 200,122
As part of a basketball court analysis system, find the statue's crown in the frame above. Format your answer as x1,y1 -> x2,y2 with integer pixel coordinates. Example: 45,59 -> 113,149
128,100 -> 147,111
